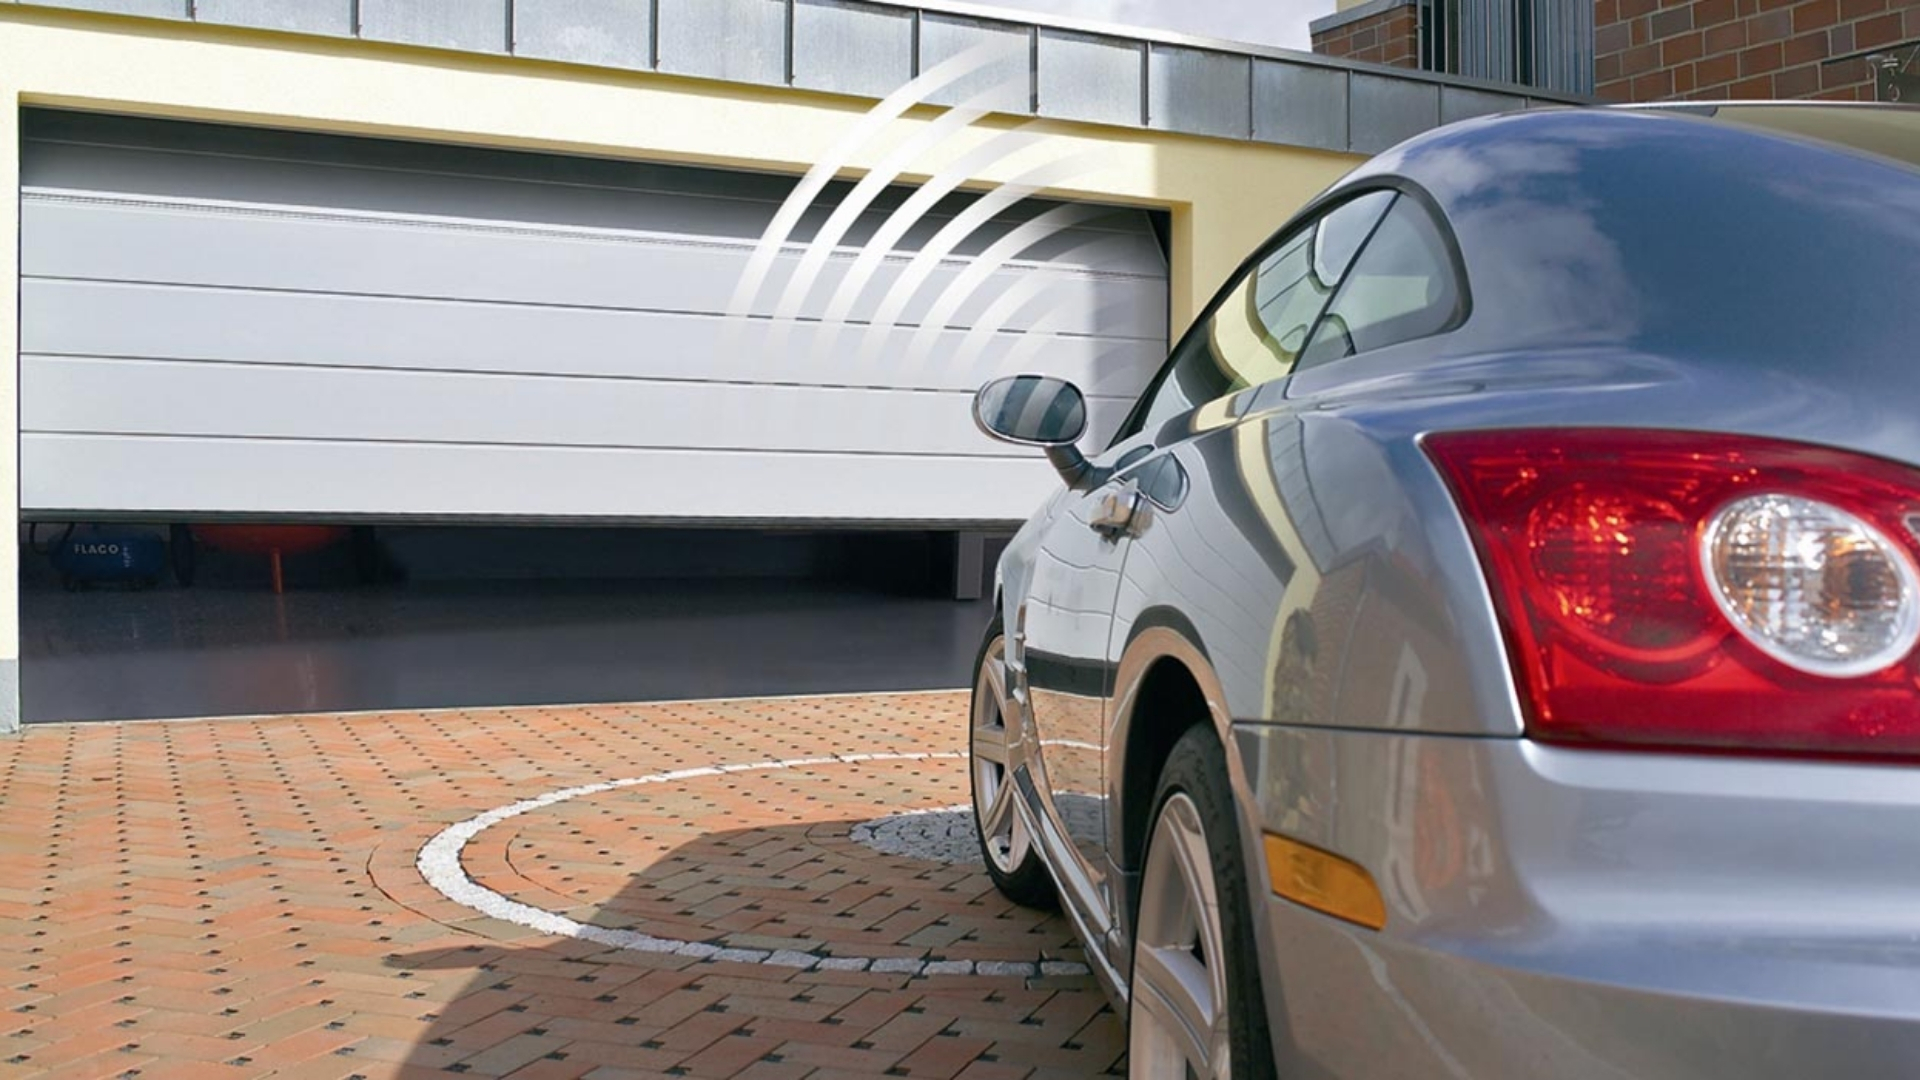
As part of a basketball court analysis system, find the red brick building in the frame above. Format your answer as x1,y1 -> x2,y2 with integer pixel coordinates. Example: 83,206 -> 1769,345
1310,0 -> 1422,68
1310,0 -> 1920,102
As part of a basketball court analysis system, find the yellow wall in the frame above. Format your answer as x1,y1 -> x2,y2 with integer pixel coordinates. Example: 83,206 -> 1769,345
0,7 -> 1359,721
0,94 -> 15,701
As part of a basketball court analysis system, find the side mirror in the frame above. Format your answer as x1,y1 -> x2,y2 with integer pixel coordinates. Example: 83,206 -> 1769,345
973,375 -> 1094,488
973,374 -> 1087,446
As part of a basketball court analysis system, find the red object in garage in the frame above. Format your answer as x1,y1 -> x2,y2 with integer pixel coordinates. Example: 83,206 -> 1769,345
189,524 -> 349,594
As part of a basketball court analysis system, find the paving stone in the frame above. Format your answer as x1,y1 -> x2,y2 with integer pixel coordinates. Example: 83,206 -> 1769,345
0,692 -> 1123,1077
922,960 -> 976,976
816,957 -> 872,972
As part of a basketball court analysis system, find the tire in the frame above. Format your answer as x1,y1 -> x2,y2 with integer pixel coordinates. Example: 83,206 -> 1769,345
968,618 -> 1055,908
1128,726 -> 1277,1080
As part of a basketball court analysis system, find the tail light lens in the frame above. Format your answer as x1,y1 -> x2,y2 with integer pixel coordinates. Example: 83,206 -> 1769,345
1425,429 -> 1920,758
1704,494 -> 1920,677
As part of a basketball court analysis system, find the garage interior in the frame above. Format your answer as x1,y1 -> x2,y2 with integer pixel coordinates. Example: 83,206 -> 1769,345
20,524 -> 999,722
17,109 -> 1166,722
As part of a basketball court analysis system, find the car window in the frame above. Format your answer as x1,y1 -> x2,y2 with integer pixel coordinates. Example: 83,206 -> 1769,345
1299,195 -> 1461,368
1135,454 -> 1189,510
1111,444 -> 1156,474
1118,190 -> 1394,443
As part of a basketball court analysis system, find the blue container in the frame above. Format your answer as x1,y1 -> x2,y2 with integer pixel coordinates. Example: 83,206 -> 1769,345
47,525 -> 167,589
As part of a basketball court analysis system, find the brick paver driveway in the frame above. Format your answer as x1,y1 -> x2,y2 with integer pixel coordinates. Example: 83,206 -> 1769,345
0,692 -> 1126,1078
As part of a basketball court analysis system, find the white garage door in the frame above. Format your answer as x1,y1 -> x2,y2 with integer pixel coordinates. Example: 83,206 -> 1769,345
20,112 -> 1168,525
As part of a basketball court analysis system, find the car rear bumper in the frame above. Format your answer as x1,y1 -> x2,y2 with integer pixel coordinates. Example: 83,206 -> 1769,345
1232,724 -> 1920,1079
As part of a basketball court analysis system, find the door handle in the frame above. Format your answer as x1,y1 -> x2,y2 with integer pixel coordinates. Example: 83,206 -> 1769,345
1089,484 -> 1145,537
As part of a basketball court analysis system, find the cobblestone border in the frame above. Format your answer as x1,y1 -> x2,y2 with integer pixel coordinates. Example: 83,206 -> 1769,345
848,804 -> 979,865
416,752 -> 1091,979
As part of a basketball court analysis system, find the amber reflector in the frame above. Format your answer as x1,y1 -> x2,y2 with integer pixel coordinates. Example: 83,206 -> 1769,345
1263,833 -> 1387,931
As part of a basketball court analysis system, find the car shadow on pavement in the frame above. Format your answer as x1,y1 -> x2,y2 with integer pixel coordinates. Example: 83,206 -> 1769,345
386,815 -> 1129,1077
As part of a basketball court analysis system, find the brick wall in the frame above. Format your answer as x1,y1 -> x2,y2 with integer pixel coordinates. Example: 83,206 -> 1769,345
1596,0 -> 1920,102
1311,4 -> 1421,68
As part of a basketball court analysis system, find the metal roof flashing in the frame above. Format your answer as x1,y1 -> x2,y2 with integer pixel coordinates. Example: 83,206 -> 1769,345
10,0 -> 1587,154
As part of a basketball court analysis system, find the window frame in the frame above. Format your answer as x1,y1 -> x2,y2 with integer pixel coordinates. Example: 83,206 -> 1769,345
1295,189 -> 1472,372
1110,177 -> 1471,450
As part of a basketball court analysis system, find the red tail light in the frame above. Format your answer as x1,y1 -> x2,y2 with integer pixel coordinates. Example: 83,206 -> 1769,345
1425,429 -> 1920,758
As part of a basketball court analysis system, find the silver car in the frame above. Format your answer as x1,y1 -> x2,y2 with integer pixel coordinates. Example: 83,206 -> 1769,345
967,103 -> 1920,1079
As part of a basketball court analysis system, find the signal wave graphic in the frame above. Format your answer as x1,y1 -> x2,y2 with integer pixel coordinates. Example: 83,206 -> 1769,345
725,39 -> 1137,423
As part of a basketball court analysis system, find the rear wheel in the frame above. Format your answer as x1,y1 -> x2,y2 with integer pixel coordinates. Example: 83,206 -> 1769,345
1129,726 -> 1276,1080
969,621 -> 1054,907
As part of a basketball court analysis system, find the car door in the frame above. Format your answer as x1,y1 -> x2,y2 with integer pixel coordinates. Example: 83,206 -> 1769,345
1101,187 -> 1475,967
1016,434 -> 1158,933
1020,189 -> 1399,946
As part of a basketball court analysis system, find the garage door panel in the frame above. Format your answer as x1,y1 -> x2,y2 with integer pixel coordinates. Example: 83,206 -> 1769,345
22,112 -> 1170,523
23,355 -> 1138,456
25,129 -> 1165,268
23,279 -> 1164,399
24,197 -> 1168,340
23,433 -> 1062,522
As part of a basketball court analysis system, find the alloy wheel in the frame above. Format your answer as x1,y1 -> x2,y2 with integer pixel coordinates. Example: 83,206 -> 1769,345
1130,790 -> 1233,1079
970,635 -> 1030,875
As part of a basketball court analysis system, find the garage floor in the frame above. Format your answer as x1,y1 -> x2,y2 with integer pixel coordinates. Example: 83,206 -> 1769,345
20,529 -> 995,723
0,692 -> 1125,1078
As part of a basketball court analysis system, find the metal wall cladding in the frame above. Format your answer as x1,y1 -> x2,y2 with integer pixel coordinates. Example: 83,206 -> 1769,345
1148,45 -> 1250,140
656,0 -> 787,85
1456,0 -> 1515,85
195,0 -> 352,36
917,14 -> 1031,113
1349,72 -> 1438,154
1440,85 -> 1526,126
1422,0 -> 1594,96
1252,61 -> 1348,152
512,0 -> 650,70
791,0 -> 912,99
24,0 -> 184,16
1036,29 -> 1143,128
360,0 -> 509,53
1536,0 -> 1597,94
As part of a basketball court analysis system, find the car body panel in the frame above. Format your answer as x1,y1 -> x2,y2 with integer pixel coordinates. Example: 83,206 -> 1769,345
986,104 -> 1920,1073
1235,722 -> 1920,1079
1017,463 -> 1133,933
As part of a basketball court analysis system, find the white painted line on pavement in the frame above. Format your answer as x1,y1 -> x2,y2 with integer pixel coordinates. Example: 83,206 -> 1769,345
415,752 -> 1090,979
